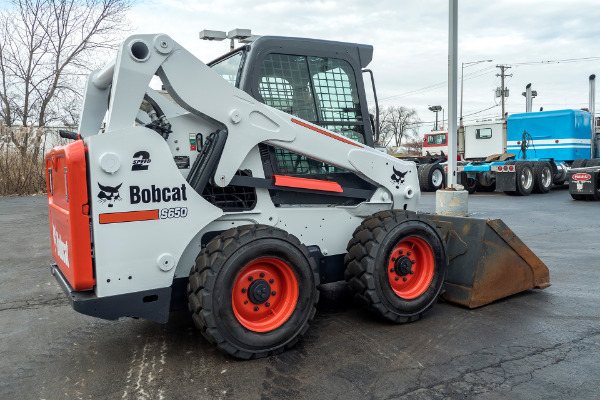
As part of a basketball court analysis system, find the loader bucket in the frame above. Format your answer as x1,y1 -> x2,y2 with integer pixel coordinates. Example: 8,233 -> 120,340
425,214 -> 550,308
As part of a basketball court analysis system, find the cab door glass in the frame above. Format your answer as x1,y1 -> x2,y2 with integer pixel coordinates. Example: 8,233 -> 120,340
257,53 -> 367,175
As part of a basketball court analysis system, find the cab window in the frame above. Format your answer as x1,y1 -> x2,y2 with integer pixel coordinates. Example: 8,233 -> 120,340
210,51 -> 244,86
476,128 -> 492,139
427,134 -> 446,145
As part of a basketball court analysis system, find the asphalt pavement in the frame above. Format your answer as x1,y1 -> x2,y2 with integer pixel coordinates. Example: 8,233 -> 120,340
1,186 -> 599,399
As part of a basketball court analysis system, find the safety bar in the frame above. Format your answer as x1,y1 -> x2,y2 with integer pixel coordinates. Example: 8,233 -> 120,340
93,58 -> 116,90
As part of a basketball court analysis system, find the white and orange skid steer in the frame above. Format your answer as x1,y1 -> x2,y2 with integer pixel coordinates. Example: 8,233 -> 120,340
45,34 -> 550,359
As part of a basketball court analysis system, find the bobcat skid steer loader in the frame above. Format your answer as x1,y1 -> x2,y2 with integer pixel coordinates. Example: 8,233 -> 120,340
45,34 -> 550,359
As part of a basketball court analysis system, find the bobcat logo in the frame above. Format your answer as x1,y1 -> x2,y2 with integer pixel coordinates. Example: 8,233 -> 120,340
390,166 -> 408,189
97,183 -> 122,207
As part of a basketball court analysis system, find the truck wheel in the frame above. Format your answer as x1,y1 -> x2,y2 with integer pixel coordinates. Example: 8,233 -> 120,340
571,159 -> 588,169
514,161 -> 534,196
344,210 -> 447,323
461,172 -> 476,194
420,164 -> 445,192
533,161 -> 553,193
188,225 -> 319,359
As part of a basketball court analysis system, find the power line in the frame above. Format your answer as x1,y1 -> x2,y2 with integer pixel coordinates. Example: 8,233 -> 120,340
508,56 -> 600,66
376,66 -> 495,102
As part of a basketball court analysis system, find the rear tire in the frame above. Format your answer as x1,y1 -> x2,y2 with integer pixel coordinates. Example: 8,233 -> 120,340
419,164 -> 445,192
344,211 -> 447,323
533,161 -> 553,193
188,225 -> 319,359
463,173 -> 477,194
514,161 -> 534,196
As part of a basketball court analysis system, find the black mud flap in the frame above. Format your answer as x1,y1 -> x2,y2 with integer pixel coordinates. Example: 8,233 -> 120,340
495,171 -> 516,192
569,168 -> 599,197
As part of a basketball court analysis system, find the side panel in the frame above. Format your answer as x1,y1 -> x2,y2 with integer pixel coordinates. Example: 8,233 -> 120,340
464,122 -> 504,159
86,127 -> 223,298
45,141 -> 95,290
507,110 -> 591,161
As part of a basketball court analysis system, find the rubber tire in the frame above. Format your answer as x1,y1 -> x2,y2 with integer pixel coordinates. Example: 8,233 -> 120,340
533,161 -> 553,194
187,225 -> 319,359
344,210 -> 448,323
419,164 -> 445,192
461,172 -> 476,194
514,161 -> 534,196
571,159 -> 588,169
503,161 -> 518,195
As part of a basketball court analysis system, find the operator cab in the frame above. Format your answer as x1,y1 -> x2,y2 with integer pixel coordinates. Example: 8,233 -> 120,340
209,36 -> 378,206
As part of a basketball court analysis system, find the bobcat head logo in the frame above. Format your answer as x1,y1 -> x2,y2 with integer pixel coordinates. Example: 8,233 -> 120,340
390,166 -> 408,189
97,183 -> 122,207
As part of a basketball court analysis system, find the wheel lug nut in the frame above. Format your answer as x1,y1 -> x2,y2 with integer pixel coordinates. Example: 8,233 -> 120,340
269,279 -> 274,283
266,302 -> 270,307
392,257 -> 397,261
242,288 -> 247,293
398,251 -> 403,255
271,291 -> 276,296
244,300 -> 248,305
403,277 -> 408,282
390,268 -> 395,272
248,276 -> 253,281
395,277 -> 399,281
254,306 -> 259,311
407,252 -> 411,256
411,260 -> 416,264
260,273 -> 265,278
410,271 -> 414,274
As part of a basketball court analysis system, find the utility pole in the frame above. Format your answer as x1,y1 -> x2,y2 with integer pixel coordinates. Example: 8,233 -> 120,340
496,65 -> 512,119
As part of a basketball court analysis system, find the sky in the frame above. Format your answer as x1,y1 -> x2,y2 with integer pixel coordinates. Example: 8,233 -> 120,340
125,0 -> 600,136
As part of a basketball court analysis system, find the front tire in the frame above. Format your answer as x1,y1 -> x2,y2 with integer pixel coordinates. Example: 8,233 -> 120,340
188,225 -> 319,359
344,211 -> 447,323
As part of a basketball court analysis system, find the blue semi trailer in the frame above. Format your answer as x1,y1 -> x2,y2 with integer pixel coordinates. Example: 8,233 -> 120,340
462,108 -> 600,196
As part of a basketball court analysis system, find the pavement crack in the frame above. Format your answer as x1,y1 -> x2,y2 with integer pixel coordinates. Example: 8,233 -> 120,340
0,294 -> 67,312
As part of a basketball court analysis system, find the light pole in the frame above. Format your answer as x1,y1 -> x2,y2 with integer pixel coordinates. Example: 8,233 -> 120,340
460,59 -> 492,127
428,105 -> 442,130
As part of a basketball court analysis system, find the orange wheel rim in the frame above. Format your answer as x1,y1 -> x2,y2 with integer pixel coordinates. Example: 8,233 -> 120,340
387,236 -> 434,299
232,257 -> 298,332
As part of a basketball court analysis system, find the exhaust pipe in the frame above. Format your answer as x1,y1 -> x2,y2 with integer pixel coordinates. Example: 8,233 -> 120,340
590,74 -> 596,158
525,83 -> 533,113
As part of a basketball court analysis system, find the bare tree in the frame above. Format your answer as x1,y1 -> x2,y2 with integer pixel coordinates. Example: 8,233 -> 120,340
378,106 -> 421,149
0,0 -> 131,156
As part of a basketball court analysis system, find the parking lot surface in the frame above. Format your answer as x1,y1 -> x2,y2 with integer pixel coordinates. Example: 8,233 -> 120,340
1,187 -> 599,399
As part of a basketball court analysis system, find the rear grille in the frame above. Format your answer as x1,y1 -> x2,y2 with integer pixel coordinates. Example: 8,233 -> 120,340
201,170 -> 257,211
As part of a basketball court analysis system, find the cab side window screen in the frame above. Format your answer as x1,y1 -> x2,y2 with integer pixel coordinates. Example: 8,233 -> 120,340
258,53 -> 367,175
